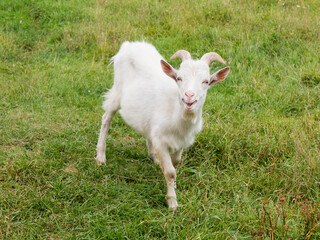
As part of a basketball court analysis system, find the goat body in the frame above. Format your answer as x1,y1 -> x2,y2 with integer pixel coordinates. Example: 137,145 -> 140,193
96,41 -> 230,210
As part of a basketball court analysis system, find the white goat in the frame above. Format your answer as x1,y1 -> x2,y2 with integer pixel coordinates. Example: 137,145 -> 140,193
96,41 -> 230,210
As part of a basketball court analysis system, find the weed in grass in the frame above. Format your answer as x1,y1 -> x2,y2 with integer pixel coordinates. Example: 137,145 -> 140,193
253,194 -> 320,240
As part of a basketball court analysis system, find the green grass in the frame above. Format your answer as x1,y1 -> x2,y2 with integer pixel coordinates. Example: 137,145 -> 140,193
1,0 -> 320,239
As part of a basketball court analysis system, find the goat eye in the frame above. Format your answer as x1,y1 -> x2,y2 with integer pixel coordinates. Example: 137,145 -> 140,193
176,77 -> 182,82
202,80 -> 209,84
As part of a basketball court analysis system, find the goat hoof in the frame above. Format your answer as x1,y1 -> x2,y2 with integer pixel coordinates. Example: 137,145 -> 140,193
96,160 -> 105,165
95,156 -> 106,165
166,196 -> 178,211
170,205 -> 178,212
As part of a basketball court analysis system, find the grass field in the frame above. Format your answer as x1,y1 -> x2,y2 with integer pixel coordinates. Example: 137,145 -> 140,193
1,0 -> 320,239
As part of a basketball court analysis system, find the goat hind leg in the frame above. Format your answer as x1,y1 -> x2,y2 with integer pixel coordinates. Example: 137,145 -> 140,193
96,88 -> 120,165
146,139 -> 159,165
171,150 -> 183,169
95,111 -> 117,165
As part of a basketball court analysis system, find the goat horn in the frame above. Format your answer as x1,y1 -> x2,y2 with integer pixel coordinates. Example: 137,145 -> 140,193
201,52 -> 226,65
170,50 -> 192,62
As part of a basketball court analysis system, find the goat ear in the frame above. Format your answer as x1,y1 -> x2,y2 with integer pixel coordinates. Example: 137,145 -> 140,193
160,60 -> 177,80
209,67 -> 230,86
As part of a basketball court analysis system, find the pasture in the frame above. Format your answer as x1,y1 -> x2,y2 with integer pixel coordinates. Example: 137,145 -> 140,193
1,0 -> 320,238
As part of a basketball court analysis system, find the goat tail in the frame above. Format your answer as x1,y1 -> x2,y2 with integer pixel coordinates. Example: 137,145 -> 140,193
102,42 -> 135,112
102,83 -> 121,112
102,47 -> 127,112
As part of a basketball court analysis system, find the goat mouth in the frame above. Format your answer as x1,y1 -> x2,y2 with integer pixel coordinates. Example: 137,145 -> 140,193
182,99 -> 197,110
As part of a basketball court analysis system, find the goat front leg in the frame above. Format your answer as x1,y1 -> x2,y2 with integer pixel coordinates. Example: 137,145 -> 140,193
155,145 -> 178,211
96,111 -> 116,165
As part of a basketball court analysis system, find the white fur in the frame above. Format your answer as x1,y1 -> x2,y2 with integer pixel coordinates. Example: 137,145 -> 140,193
96,41 -> 230,210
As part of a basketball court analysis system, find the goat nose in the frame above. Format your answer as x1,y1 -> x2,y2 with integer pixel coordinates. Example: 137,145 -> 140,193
185,91 -> 195,98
